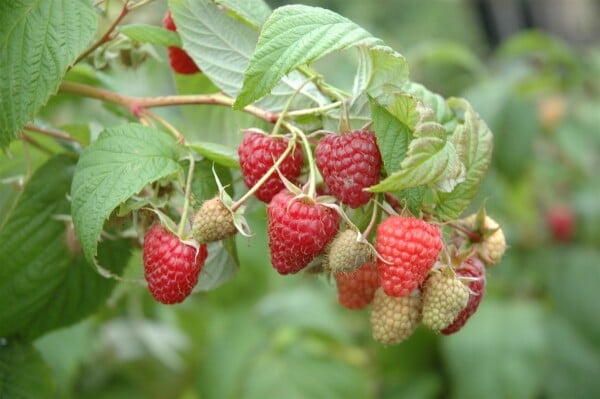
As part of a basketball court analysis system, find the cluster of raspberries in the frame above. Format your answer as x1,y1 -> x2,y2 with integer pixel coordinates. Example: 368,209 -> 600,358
141,125 -> 506,344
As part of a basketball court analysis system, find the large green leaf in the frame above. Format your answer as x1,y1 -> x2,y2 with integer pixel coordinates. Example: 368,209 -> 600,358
0,341 -> 54,399
215,0 -> 272,27
0,0 -> 96,148
544,246 -> 600,344
234,4 -> 381,108
0,155 -> 131,341
195,291 -> 373,399
544,314 -> 600,399
71,124 -> 182,263
434,98 -> 493,220
169,0 -> 328,111
441,300 -> 547,399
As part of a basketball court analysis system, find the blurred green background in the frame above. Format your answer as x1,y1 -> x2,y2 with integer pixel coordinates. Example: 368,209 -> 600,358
21,0 -> 600,398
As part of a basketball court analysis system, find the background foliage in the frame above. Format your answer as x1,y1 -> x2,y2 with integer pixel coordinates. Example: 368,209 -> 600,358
1,0 -> 599,398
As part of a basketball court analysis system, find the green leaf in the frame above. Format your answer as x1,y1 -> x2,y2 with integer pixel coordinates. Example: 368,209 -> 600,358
242,347 -> 373,399
365,46 -> 410,105
234,4 -> 381,108
169,0 -> 328,111
215,0 -> 272,27
189,141 -> 240,169
544,246 -> 600,344
0,155 -> 131,341
0,341 -> 54,399
370,121 -> 464,193
441,300 -> 547,399
369,96 -> 415,175
119,24 -> 182,47
191,159 -> 234,205
34,321 -> 95,397
434,98 -> 493,220
0,0 -> 96,148
544,314 -> 600,399
401,81 -> 453,123
195,239 -> 239,292
71,124 -> 182,263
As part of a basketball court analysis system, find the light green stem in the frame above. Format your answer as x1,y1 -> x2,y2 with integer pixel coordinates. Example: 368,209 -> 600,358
177,154 -> 196,237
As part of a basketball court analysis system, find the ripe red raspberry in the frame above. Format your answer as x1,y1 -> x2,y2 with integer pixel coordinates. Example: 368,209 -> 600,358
238,132 -> 304,203
546,205 -> 575,242
376,216 -> 443,297
315,130 -> 382,208
143,224 -> 208,304
441,256 -> 486,335
267,191 -> 339,274
335,262 -> 379,310
162,11 -> 200,75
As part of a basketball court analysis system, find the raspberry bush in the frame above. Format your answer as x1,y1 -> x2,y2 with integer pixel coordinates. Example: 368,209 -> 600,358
0,0 -> 546,397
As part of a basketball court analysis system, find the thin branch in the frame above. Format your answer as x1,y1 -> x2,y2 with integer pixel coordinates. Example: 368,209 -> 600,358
58,82 -> 279,123
24,124 -> 82,144
19,133 -> 53,155
73,1 -> 131,66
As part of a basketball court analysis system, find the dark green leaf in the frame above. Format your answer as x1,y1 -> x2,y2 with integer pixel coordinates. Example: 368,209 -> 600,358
0,341 -> 54,399
191,158 -> 234,206
234,4 -> 381,108
544,246 -> 600,344
120,24 -> 182,47
369,96 -> 414,175
544,314 -> 600,399
0,0 -> 96,147
441,300 -> 547,399
71,124 -> 182,263
0,155 -> 131,341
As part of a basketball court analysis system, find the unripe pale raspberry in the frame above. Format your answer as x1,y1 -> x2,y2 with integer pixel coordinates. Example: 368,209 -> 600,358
326,229 -> 374,273
370,287 -> 422,345
192,196 -> 237,243
464,214 -> 506,266
441,257 -> 486,335
422,271 -> 469,331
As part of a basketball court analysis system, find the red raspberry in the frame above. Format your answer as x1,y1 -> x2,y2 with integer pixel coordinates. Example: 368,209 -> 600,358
375,216 -> 443,297
315,130 -> 382,208
267,191 -> 339,274
546,205 -> 575,242
238,132 -> 304,203
162,11 -> 200,75
441,256 -> 486,335
143,224 -> 208,304
335,262 -> 379,309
